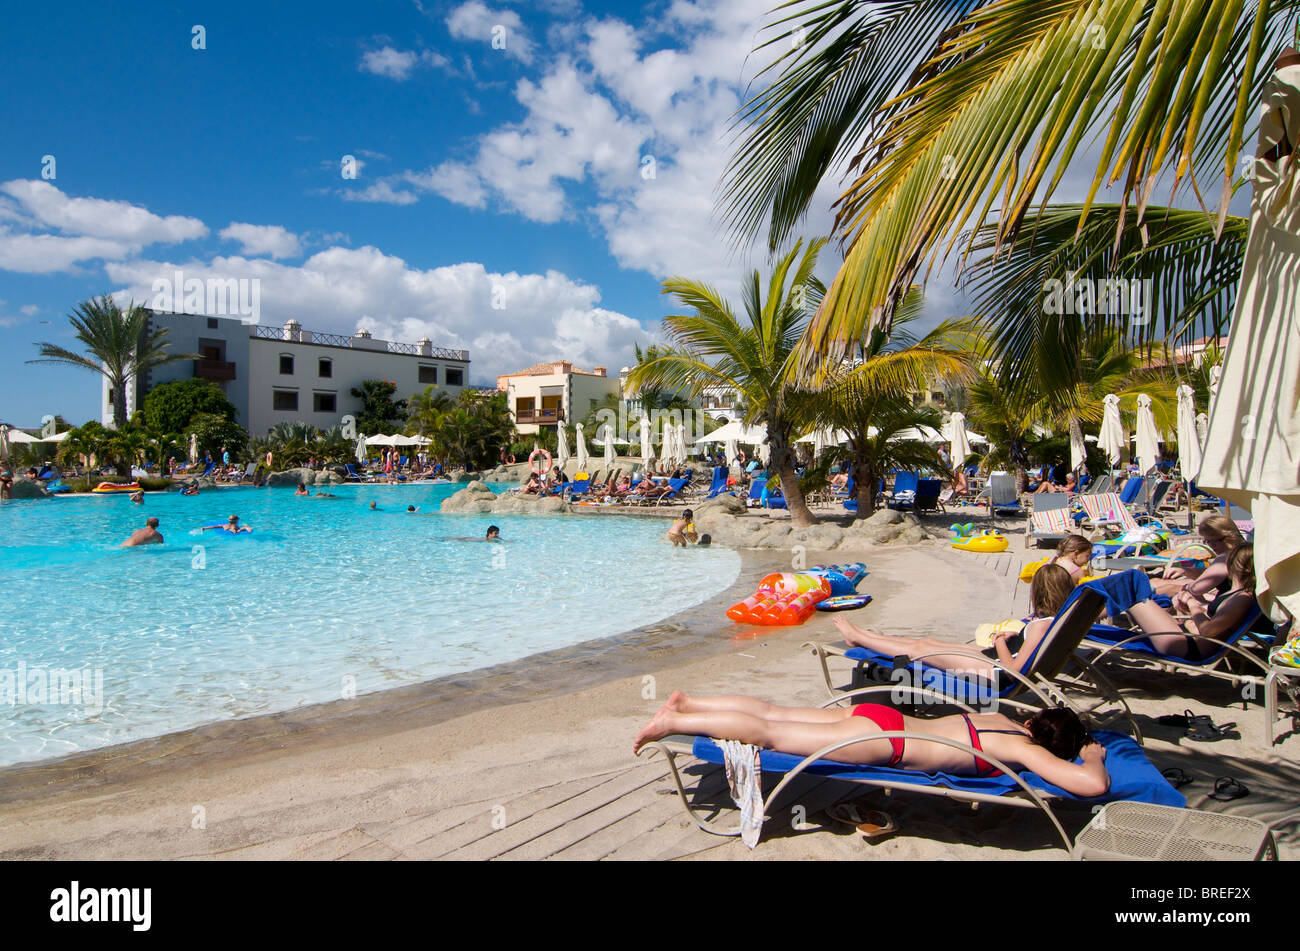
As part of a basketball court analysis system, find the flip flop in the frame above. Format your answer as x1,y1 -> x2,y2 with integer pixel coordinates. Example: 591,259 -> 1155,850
1187,715 -> 1238,742
825,803 -> 876,827
1160,767 -> 1194,789
1209,777 -> 1250,801
854,810 -> 897,841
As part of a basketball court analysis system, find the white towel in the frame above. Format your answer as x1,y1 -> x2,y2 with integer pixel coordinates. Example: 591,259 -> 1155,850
716,739 -> 764,849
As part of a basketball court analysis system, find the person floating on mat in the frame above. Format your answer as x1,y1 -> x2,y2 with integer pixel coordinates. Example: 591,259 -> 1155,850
633,692 -> 1109,797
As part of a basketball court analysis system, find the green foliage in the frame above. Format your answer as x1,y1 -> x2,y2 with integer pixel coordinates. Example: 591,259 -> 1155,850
143,379 -> 239,433
28,295 -> 198,428
186,413 -> 250,461
350,380 -> 408,435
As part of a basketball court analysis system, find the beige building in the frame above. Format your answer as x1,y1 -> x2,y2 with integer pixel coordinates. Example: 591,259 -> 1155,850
496,361 -> 623,435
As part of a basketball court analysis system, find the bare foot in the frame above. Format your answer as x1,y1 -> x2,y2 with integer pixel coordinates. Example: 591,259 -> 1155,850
664,690 -> 686,713
832,615 -> 882,647
633,706 -> 675,754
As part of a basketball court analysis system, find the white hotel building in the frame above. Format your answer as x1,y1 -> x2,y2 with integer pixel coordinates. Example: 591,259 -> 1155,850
104,310 -> 470,437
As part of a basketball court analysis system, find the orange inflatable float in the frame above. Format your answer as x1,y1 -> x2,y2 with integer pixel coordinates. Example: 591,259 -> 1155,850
726,573 -> 831,626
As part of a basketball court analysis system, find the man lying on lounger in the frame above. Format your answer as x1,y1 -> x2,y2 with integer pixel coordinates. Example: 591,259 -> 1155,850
633,692 -> 1109,797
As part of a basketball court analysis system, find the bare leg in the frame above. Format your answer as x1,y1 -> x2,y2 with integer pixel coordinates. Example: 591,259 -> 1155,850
832,617 -> 994,676
633,707 -> 894,762
1128,600 -> 1192,656
674,693 -> 853,724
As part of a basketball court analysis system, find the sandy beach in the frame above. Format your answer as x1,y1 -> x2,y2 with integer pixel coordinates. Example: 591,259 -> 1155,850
1,511 -> 1295,862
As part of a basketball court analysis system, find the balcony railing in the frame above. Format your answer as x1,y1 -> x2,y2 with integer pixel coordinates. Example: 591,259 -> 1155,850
250,324 -> 468,361
516,408 -> 564,425
194,359 -> 237,382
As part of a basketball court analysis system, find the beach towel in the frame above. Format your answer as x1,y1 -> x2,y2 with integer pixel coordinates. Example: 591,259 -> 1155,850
1079,570 -> 1154,619
716,739 -> 765,848
692,731 -> 1183,808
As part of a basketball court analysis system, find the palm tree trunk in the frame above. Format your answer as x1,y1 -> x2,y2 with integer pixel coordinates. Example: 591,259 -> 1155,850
112,378 -> 127,430
851,455 -> 876,520
769,424 -> 815,527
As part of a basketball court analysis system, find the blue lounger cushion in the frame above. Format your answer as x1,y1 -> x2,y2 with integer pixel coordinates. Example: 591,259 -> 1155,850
691,729 -> 1183,807
1086,618 -> 1270,666
841,646 -> 1011,703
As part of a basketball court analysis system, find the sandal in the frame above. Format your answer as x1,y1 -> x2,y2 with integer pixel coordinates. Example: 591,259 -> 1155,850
1160,767 -> 1194,789
1187,715 -> 1238,742
855,810 -> 898,842
1209,777 -> 1250,801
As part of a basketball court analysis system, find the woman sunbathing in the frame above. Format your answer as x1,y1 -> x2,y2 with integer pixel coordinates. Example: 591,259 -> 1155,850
1150,515 -> 1243,609
833,564 -> 1085,690
1127,543 -> 1266,660
633,693 -> 1109,797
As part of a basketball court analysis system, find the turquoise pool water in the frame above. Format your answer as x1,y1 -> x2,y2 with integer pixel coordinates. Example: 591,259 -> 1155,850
0,483 -> 740,767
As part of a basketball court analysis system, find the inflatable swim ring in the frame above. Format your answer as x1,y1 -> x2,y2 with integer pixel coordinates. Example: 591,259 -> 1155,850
91,482 -> 141,494
529,448 -> 552,475
951,530 -> 1009,553
815,594 -> 873,612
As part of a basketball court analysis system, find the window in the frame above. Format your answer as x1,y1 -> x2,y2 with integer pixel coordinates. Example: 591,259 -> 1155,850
318,359 -> 332,378
445,367 -> 464,386
932,392 -> 944,403
207,318 -> 218,329
279,355 -> 294,375
419,365 -> 438,384
313,392 -> 337,413
273,390 -> 298,412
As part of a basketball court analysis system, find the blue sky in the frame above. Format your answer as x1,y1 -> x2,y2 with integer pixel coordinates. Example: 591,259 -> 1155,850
2,0 -> 833,426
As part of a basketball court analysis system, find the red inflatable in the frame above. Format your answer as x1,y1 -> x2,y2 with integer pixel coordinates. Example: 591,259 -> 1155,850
726,573 -> 831,625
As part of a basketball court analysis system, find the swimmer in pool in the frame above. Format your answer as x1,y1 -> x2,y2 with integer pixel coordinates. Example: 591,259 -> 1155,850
295,483 -> 310,496
668,510 -> 698,547
121,517 -> 164,548
202,514 -> 252,534
130,490 -> 144,504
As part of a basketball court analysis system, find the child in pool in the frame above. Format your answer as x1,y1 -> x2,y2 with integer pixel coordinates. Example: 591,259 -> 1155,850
668,509 -> 698,547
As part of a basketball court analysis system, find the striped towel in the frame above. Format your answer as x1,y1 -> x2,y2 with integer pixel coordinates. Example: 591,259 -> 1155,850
716,739 -> 765,849
1079,492 -> 1138,531
1030,506 -> 1074,535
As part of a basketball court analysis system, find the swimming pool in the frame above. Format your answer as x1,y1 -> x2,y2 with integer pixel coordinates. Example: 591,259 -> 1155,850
0,483 -> 740,767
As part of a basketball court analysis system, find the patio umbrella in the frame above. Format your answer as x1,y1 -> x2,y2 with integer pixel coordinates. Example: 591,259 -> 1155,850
574,424 -> 590,472
1198,54 -> 1300,622
757,440 -> 771,466
1134,394 -> 1159,476
1098,394 -> 1125,468
948,412 -> 972,468
1176,385 -> 1202,483
1068,417 -> 1086,474
639,415 -> 655,470
602,425 -> 616,467
354,435 -> 367,463
1195,412 -> 1209,445
5,430 -> 38,444
555,424 -> 570,473
724,437 -> 738,467
693,420 -> 768,445
189,432 -> 199,464
0,426 -> 8,460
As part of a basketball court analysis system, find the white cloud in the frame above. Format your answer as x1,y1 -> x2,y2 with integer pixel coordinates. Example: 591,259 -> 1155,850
0,228 -> 132,274
446,1 -> 534,64
0,180 -> 207,245
219,222 -> 302,259
19,304 -> 39,316
104,247 -> 648,383
360,46 -> 420,80
340,181 -> 420,205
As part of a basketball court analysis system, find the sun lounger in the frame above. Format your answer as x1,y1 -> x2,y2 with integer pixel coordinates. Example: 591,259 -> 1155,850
703,466 -> 730,499
1075,571 -> 1293,735
637,713 -> 1182,851
914,478 -> 944,513
886,471 -> 919,510
982,472 -> 1023,517
1027,493 -> 1074,548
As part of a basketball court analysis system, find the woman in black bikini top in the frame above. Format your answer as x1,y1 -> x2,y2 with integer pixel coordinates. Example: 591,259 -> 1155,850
1128,543 -> 1264,661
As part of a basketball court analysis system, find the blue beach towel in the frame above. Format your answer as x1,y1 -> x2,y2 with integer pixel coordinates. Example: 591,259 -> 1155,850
690,730 -> 1183,807
1078,570 -> 1154,619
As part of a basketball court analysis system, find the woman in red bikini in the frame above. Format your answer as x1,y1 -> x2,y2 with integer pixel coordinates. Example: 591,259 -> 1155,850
633,692 -> 1109,797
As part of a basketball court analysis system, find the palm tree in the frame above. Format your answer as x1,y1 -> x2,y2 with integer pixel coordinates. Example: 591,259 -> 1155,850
723,0 -> 1298,364
28,296 -> 197,430
628,238 -> 826,526
806,290 -> 978,515
406,386 -> 454,438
